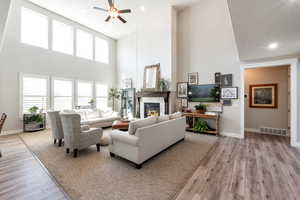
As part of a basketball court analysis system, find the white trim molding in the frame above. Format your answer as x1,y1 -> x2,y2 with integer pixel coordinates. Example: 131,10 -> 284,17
244,128 -> 260,133
240,58 -> 298,147
1,129 -> 23,136
220,132 -> 244,139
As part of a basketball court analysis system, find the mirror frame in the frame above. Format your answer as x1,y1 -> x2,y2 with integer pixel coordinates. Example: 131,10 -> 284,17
143,63 -> 160,91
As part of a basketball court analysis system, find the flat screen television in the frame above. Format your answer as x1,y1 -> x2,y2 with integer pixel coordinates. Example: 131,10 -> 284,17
188,84 -> 220,102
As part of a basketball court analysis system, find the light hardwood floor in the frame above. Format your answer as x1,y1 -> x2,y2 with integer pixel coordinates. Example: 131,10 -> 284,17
0,135 -> 70,200
175,132 -> 300,200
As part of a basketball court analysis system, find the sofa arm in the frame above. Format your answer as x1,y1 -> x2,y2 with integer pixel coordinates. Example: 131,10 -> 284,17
111,130 -> 139,146
81,125 -> 90,131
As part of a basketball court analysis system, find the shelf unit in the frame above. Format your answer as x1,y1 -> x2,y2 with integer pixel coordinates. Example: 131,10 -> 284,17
183,112 -> 220,135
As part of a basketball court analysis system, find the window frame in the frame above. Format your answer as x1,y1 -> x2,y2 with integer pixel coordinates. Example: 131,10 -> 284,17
51,77 -> 74,111
20,7 -> 49,49
75,29 -> 93,60
51,20 -> 74,56
19,73 -> 50,118
95,37 -> 110,64
76,80 -> 94,107
95,82 -> 109,110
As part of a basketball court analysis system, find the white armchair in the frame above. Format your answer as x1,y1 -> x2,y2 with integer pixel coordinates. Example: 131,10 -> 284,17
47,111 -> 64,146
60,113 -> 103,158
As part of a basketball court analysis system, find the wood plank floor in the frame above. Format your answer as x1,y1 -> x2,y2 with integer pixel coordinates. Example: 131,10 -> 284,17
175,132 -> 300,200
0,135 -> 70,200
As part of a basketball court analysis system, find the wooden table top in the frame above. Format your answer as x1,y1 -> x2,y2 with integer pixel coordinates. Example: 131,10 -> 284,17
112,120 -> 130,130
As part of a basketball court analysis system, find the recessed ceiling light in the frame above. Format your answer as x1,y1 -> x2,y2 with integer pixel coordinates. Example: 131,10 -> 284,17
140,6 -> 145,12
268,42 -> 278,50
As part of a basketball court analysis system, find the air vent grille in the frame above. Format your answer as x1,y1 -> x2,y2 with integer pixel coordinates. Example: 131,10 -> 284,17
260,127 -> 288,136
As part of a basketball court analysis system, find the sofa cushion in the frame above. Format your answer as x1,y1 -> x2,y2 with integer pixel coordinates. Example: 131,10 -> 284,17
85,109 -> 101,119
64,109 -> 87,120
169,112 -> 182,120
157,115 -> 169,123
128,116 -> 157,135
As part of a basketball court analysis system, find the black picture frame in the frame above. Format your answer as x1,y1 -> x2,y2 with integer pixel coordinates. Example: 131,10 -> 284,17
221,87 -> 238,99
215,72 -> 221,85
221,74 -> 233,87
188,72 -> 198,85
181,98 -> 188,108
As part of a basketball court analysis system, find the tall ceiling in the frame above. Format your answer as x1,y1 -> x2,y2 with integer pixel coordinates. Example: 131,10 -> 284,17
228,0 -> 300,61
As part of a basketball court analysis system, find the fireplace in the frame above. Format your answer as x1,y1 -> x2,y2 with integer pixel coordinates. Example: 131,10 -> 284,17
144,103 -> 160,118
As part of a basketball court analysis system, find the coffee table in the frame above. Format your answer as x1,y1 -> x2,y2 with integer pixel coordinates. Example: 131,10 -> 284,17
112,120 -> 130,131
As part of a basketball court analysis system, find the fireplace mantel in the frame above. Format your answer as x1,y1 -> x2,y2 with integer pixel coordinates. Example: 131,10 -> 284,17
136,91 -> 171,118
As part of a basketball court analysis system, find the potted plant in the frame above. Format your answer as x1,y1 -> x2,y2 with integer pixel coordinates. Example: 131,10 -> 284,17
159,79 -> 169,91
109,88 -> 121,111
28,106 -> 39,114
88,99 -> 95,108
194,104 -> 207,114
194,119 -> 210,133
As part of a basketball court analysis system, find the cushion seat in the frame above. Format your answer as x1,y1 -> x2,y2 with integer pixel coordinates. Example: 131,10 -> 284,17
81,116 -> 121,125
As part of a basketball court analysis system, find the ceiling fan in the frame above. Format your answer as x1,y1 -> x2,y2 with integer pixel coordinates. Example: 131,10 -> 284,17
93,0 -> 131,23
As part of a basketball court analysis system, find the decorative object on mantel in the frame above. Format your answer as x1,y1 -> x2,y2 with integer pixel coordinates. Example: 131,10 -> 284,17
221,74 -> 233,87
215,72 -> 221,85
122,78 -> 132,89
194,104 -> 207,114
249,84 -> 278,109
177,82 -> 188,98
109,88 -> 121,111
221,87 -> 238,99
188,72 -> 198,85
181,98 -> 188,108
159,79 -> 169,91
143,63 -> 160,91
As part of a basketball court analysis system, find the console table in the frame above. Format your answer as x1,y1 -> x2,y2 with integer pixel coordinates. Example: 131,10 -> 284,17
183,112 -> 220,135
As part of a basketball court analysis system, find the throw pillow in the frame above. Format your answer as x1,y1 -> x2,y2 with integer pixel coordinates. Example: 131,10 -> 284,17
170,112 -> 182,120
157,115 -> 169,123
128,116 -> 157,135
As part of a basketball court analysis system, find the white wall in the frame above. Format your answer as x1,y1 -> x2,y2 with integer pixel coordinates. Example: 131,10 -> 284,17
0,0 -> 117,132
177,0 -> 241,136
0,0 -> 11,51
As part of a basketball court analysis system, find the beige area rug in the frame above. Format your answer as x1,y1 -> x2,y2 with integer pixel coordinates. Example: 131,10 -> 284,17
20,129 -> 217,200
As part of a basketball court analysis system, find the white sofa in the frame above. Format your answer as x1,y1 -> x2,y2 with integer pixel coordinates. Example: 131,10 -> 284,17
64,109 -> 121,128
109,113 -> 186,169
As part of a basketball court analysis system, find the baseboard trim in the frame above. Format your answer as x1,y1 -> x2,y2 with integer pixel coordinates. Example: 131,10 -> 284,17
220,131 -> 244,139
245,128 -> 260,133
1,129 -> 23,136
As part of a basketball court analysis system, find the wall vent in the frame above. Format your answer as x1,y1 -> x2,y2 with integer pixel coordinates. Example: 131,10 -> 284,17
260,127 -> 288,136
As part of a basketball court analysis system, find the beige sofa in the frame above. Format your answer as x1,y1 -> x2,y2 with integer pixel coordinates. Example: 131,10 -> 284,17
64,109 -> 121,128
109,113 -> 186,169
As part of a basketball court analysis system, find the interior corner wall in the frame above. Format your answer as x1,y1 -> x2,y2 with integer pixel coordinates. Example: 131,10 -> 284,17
177,0 -> 241,135
0,0 -> 117,132
0,0 -> 11,52
244,66 -> 289,131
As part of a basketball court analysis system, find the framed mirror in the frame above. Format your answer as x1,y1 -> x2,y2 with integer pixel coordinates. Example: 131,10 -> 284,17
143,64 -> 160,91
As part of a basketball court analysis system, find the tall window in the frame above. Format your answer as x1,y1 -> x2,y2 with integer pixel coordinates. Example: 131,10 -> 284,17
95,37 -> 109,64
22,75 -> 49,113
96,83 -> 108,110
53,79 -> 73,110
52,20 -> 74,55
76,29 -> 93,60
21,7 -> 48,49
77,81 -> 93,106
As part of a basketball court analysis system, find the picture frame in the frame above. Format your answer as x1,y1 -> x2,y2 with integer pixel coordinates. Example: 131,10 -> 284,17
122,78 -> 132,89
222,99 -> 232,106
188,72 -> 198,85
177,82 -> 188,98
221,74 -> 233,87
249,84 -> 278,108
215,72 -> 221,85
221,87 -> 238,99
181,98 -> 188,108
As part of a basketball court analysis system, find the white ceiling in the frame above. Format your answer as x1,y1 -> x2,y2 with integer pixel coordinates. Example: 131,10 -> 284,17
28,0 -> 200,39
228,0 -> 300,61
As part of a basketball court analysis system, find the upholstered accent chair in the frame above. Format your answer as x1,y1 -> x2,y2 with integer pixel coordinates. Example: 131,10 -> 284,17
60,113 -> 103,158
47,111 -> 64,146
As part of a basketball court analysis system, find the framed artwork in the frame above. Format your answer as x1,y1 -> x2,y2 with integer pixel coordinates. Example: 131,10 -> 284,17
177,82 -> 188,98
222,99 -> 232,106
221,74 -> 233,87
249,84 -> 278,108
188,72 -> 198,85
181,98 -> 188,107
122,78 -> 132,89
215,72 -> 221,85
221,87 -> 238,99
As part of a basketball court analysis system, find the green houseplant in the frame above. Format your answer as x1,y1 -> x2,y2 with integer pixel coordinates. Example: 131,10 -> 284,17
28,106 -> 39,114
194,119 -> 209,133
159,79 -> 169,91
194,104 -> 207,114
109,88 -> 121,111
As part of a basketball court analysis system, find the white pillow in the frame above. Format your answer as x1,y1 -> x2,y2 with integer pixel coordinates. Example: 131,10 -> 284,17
85,109 -> 101,119
128,116 -> 157,135
157,115 -> 169,123
170,112 -> 182,120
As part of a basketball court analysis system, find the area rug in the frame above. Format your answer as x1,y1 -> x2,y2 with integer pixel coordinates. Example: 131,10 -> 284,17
20,129 -> 217,200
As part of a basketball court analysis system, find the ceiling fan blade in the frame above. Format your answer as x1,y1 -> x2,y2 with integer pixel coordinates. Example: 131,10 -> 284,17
105,16 -> 111,22
108,0 -> 113,7
93,7 -> 108,12
117,16 -> 127,23
118,9 -> 131,14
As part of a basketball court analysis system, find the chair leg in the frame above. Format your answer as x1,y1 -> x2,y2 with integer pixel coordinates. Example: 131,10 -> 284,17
54,139 -> 57,144
66,148 -> 70,154
58,139 -> 62,147
96,143 -> 100,152
73,149 -> 78,158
